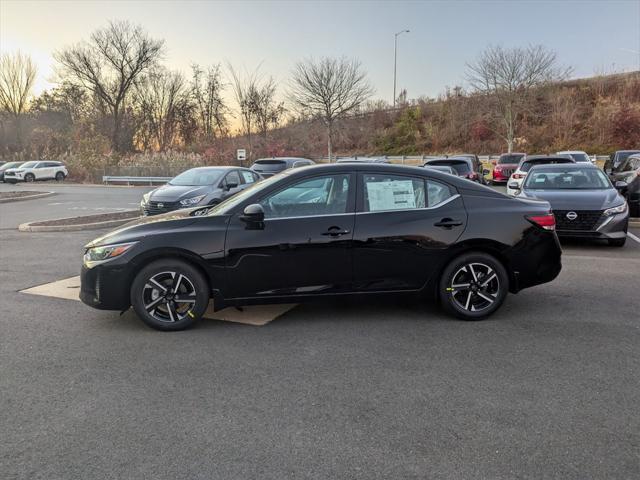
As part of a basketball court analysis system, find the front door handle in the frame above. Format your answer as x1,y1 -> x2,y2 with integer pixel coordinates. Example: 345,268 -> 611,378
322,226 -> 351,237
434,218 -> 463,228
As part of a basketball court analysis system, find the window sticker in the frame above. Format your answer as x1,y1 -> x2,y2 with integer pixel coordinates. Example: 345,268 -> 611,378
367,180 -> 416,211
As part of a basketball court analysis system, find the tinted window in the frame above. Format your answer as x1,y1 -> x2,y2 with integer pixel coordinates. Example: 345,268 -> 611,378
260,174 -> 351,219
521,159 -> 572,172
224,171 -> 241,186
363,174 -> 425,212
20,161 -> 38,168
621,156 -> 640,171
170,168 -> 224,186
569,153 -> 589,163
427,161 -> 471,175
525,168 -> 611,190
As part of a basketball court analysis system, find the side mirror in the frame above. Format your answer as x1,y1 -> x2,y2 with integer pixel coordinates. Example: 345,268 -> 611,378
614,180 -> 628,191
239,203 -> 265,229
224,182 -> 239,191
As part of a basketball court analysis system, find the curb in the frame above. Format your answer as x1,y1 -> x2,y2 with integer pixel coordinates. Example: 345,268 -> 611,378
0,192 -> 56,203
18,211 -> 139,232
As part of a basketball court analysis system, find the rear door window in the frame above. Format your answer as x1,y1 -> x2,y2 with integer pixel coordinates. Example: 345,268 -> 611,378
362,174 -> 426,212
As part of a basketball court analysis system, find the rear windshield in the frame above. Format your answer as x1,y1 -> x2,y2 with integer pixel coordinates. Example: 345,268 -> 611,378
499,154 -> 525,164
568,153 -> 590,162
252,160 -> 287,171
428,160 -> 470,175
524,168 -> 611,190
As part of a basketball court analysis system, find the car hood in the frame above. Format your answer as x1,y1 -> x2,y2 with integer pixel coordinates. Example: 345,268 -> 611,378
85,207 -> 213,248
521,189 -> 623,210
149,184 -> 213,202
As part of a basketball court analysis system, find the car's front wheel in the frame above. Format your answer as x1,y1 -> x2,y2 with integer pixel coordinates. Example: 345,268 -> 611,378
439,252 -> 508,320
24,173 -> 35,182
130,259 -> 210,331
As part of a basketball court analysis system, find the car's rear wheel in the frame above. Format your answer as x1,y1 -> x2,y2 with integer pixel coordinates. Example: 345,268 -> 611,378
55,171 -> 65,181
439,252 -> 508,320
130,259 -> 210,331
24,173 -> 35,182
608,237 -> 626,247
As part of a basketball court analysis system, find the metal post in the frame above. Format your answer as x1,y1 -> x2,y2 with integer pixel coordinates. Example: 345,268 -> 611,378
393,30 -> 409,108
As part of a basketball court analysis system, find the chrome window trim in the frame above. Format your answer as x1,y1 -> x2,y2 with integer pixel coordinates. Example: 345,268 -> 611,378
356,193 -> 461,215
264,212 -> 354,222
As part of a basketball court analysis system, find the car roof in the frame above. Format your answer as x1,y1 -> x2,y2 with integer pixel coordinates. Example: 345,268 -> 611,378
424,157 -> 470,164
528,162 -> 598,170
557,150 -> 587,154
500,152 -> 526,156
187,166 -> 238,171
254,157 -> 312,163
524,155 -> 576,162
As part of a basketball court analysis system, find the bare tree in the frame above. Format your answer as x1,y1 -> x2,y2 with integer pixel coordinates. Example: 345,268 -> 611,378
135,68 -> 188,152
0,51 -> 37,146
191,64 -> 228,140
466,45 -> 570,152
289,57 -> 373,161
253,77 -> 286,138
54,20 -> 164,151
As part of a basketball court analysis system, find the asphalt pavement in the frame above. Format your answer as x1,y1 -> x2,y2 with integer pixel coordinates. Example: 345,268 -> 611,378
1,183 -> 639,479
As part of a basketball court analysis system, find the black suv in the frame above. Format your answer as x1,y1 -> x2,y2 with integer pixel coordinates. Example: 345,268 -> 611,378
250,157 -> 314,177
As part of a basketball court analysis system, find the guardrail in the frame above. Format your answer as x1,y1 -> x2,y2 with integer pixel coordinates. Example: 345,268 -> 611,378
102,175 -> 172,185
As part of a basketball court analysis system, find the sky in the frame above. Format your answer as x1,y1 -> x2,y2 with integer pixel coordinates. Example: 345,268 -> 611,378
1,0 -> 639,105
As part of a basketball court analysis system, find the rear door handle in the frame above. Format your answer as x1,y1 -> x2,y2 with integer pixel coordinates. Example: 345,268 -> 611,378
434,218 -> 463,228
322,226 -> 351,237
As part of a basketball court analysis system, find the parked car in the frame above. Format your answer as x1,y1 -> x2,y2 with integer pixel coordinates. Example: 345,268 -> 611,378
424,164 -> 458,175
492,153 -> 526,184
3,160 -> 67,183
516,163 -> 629,246
0,161 -> 24,182
140,166 -> 261,216
556,150 -> 593,163
423,157 -> 482,182
506,155 -> 575,196
609,153 -> 640,217
607,150 -> 640,173
250,157 -> 314,177
81,162 -> 562,331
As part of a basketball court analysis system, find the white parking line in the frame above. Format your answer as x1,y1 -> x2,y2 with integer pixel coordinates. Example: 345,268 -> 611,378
627,231 -> 640,244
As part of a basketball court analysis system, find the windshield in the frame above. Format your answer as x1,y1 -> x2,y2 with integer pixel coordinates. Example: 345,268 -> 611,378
19,161 -> 37,168
620,156 -> 640,172
206,172 -> 286,215
1,162 -> 22,170
169,168 -> 225,186
499,154 -> 524,164
524,168 -> 611,190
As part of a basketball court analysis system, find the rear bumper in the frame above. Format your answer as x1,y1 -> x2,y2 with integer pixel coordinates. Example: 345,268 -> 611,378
507,229 -> 562,292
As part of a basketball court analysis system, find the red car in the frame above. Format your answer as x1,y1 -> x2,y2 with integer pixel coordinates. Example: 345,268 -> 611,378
493,153 -> 526,184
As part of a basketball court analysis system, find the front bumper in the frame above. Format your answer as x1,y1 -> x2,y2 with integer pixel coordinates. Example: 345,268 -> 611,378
80,262 -> 132,311
556,211 -> 629,239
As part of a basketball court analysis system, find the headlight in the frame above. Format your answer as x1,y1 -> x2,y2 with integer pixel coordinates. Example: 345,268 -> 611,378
84,242 -> 137,266
603,202 -> 628,216
180,195 -> 206,206
141,192 -> 151,204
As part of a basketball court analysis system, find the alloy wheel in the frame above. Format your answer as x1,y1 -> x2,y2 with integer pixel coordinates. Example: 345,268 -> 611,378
142,271 -> 197,323
449,262 -> 500,312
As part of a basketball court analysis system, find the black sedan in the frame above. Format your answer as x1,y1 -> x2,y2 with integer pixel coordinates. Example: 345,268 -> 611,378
140,167 -> 261,215
81,163 -> 562,331
517,163 -> 629,246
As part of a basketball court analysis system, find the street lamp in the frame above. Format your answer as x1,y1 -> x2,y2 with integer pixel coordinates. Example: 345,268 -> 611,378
393,29 -> 410,108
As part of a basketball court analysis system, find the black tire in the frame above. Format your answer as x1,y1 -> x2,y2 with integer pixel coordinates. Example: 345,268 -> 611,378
55,171 -> 65,181
130,259 -> 210,331
24,173 -> 35,182
439,252 -> 509,321
608,237 -> 626,247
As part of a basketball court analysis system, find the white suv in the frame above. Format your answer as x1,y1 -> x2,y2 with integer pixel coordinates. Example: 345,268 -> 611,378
506,155 -> 575,196
4,161 -> 68,183
556,150 -> 594,163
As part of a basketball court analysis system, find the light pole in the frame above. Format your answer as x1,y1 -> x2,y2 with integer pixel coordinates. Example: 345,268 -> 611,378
393,29 -> 410,108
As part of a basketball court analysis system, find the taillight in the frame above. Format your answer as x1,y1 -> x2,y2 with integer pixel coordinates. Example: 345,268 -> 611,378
513,173 -> 526,179
526,213 -> 556,231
